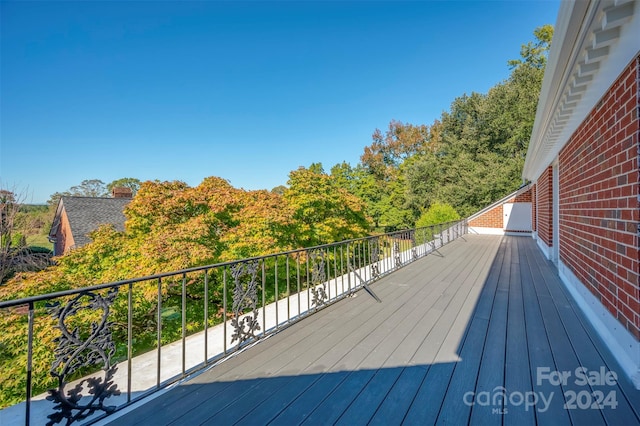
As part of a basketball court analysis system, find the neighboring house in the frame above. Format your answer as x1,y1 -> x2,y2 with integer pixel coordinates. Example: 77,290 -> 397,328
523,1 -> 639,387
48,187 -> 133,255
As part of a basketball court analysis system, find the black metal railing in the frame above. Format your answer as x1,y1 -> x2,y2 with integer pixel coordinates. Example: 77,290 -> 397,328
0,220 -> 467,425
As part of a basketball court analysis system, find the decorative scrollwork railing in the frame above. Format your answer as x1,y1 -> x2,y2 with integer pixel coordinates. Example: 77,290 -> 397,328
411,231 -> 418,260
230,260 -> 261,345
309,250 -> 328,308
45,289 -> 121,425
393,241 -> 402,268
370,237 -> 381,278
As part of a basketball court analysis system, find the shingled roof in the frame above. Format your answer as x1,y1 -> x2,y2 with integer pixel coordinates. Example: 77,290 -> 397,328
50,196 -> 131,249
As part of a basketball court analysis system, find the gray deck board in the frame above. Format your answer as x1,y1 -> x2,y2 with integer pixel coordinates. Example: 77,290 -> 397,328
530,243 -> 640,425
530,250 -> 607,426
469,236 -> 510,425
520,240 -> 572,425
503,240 -> 536,426
106,235 -> 640,426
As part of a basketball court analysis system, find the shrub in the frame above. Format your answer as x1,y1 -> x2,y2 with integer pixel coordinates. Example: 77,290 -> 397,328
416,202 -> 460,228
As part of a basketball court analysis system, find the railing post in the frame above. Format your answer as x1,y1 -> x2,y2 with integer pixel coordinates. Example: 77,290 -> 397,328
346,242 -> 351,293
326,247 -> 331,301
127,283 -> 133,402
223,268 -> 227,354
333,246 -> 342,297
182,273 -> 186,377
340,245 -> 344,294
296,254 -> 301,317
275,258 -> 279,330
204,270 -> 209,364
25,301 -> 34,426
156,277 -> 162,388
306,252 -> 310,314
286,256 -> 291,323
262,260 -> 266,336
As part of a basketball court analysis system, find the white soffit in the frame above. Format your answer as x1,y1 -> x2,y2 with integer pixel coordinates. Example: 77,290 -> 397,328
523,0 -> 639,181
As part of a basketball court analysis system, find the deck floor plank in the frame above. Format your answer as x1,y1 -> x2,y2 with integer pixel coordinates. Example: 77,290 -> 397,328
105,235 -> 640,426
527,242 -> 608,425
468,236 -> 511,425
530,242 -> 640,425
502,238 -> 536,426
520,239 -> 572,425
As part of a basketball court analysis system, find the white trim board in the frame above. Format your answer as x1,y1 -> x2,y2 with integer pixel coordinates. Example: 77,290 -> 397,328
468,227 -> 533,236
536,237 -> 553,261
468,227 -> 505,235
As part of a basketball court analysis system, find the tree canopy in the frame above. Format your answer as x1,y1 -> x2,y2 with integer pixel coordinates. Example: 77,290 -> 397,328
285,166 -> 371,247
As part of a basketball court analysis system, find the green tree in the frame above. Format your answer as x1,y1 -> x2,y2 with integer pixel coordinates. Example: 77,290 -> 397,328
358,120 -> 437,230
47,179 -> 109,206
508,24 -> 553,69
0,189 -> 52,284
70,179 -> 108,197
416,202 -> 460,227
284,166 -> 370,247
220,189 -> 295,260
361,120 -> 432,181
404,150 -> 439,213
271,185 -> 287,195
330,162 -> 384,229
376,170 -> 414,231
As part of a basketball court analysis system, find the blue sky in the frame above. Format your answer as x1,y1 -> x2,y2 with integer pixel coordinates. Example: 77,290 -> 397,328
1,1 -> 559,204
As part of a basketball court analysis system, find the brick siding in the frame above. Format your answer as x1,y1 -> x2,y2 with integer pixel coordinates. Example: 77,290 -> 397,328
532,184 -> 537,232
558,56 -> 640,339
513,191 -> 532,203
468,204 -> 503,228
55,209 -> 75,256
536,167 -> 554,247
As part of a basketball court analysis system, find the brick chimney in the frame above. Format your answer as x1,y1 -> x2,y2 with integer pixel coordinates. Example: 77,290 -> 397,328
112,186 -> 133,199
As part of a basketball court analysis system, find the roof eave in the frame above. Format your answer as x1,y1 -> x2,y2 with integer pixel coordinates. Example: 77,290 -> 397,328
523,0 -> 640,181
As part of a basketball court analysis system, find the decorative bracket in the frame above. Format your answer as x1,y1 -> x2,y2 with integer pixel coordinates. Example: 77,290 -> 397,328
309,249 -> 327,308
370,238 -> 380,278
45,288 -> 121,425
393,241 -> 402,268
230,260 -> 261,345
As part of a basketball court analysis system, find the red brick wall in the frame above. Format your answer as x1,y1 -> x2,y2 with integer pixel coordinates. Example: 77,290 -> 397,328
532,184 -> 537,232
513,190 -> 532,203
536,167 -> 553,246
55,209 -> 75,256
558,56 -> 640,339
468,204 -> 503,228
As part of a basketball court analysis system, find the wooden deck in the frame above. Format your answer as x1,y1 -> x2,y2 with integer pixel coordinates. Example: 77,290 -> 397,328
106,235 -> 640,425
